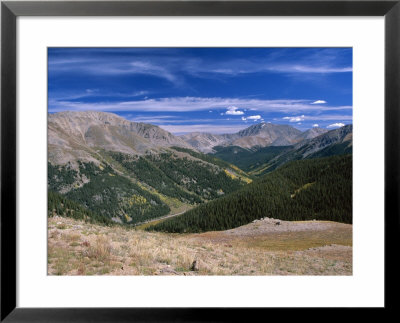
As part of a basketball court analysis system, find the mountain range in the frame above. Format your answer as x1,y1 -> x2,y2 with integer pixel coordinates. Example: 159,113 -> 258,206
49,111 -> 349,164
48,111 -> 352,226
180,122 -> 329,153
235,124 -> 353,176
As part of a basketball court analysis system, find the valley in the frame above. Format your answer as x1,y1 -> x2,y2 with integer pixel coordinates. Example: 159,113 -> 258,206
48,111 -> 252,225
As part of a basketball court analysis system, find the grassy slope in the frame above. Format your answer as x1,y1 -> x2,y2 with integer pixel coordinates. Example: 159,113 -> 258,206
48,215 -> 352,276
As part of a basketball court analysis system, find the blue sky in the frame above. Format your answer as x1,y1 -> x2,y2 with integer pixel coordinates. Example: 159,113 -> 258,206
48,48 -> 352,134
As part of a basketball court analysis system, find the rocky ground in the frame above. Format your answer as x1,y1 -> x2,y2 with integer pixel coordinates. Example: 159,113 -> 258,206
48,216 -> 352,276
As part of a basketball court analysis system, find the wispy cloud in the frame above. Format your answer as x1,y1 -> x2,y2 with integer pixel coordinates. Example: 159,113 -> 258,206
127,116 -> 218,125
128,61 -> 177,83
311,100 -> 327,104
50,89 -> 150,102
161,124 -> 247,135
50,57 -> 180,84
267,65 -> 352,74
49,48 -> 352,87
188,63 -> 352,76
48,97 -> 352,114
279,114 -> 352,122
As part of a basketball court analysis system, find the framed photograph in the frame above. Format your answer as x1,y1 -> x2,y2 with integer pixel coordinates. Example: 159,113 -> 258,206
1,0 -> 398,320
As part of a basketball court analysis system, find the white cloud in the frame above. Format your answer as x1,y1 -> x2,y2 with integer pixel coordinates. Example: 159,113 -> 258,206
225,106 -> 244,115
327,123 -> 346,128
311,100 -> 327,104
283,115 -> 305,122
247,115 -> 262,120
241,117 -> 247,121
312,124 -> 319,127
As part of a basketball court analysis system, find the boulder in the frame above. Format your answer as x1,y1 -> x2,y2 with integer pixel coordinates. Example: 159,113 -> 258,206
190,260 -> 199,271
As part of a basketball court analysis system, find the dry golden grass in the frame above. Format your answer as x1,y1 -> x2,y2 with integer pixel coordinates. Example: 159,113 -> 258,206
48,216 -> 352,276
83,236 -> 112,262
196,229 -> 352,252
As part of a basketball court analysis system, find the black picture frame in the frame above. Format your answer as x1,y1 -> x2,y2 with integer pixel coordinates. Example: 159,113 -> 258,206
1,0 -> 399,321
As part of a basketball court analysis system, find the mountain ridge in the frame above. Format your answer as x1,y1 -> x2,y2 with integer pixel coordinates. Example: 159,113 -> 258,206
49,111 -> 348,160
249,124 -> 353,176
48,111 -> 193,165
180,122 -> 332,153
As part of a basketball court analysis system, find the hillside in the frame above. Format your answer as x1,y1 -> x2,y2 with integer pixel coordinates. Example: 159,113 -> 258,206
295,127 -> 329,141
48,162 -> 170,224
48,152 -> 248,224
248,125 -> 353,176
147,155 -> 352,233
211,126 -> 352,177
179,132 -> 234,154
48,190 -> 114,225
211,145 -> 292,172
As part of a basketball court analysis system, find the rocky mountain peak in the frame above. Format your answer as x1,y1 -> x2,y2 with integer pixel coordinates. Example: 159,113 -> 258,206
48,111 -> 191,165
